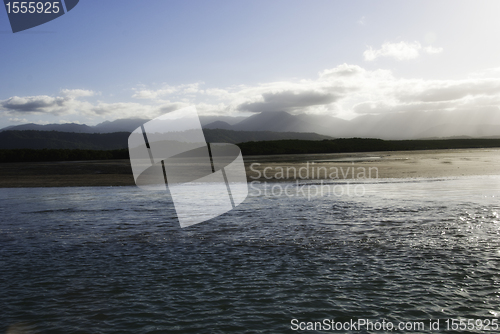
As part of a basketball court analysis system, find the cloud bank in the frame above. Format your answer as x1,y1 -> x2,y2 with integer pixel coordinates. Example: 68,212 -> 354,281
2,62 -> 500,125
364,41 -> 443,61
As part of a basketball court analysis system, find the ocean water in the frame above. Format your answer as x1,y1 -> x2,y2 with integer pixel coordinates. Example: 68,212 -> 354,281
1,176 -> 500,333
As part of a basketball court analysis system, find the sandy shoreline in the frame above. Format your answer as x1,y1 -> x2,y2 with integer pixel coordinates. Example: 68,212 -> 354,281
1,148 -> 500,188
245,148 -> 500,181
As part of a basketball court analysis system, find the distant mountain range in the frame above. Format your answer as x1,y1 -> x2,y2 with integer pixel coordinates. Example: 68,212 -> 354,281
0,116 -> 247,134
2,109 -> 500,139
0,118 -> 150,134
0,129 -> 332,150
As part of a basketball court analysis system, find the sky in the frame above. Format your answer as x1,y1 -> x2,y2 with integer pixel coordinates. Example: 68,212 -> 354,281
1,0 -> 500,128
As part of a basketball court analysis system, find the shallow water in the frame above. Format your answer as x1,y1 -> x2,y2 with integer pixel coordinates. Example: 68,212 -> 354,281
1,176 -> 500,333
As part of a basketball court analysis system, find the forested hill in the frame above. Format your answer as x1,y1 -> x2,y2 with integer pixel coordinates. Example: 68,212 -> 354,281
0,131 -> 130,150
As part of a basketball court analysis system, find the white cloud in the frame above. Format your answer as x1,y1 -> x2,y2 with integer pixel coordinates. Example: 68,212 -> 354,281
58,119 -> 81,124
203,88 -> 232,99
8,117 -> 28,123
364,41 -> 442,61
132,87 -> 177,99
90,102 -> 160,119
0,88 -> 98,119
238,90 -> 341,113
182,83 -> 202,94
1,95 -> 68,113
320,64 -> 366,78
60,89 -> 95,98
468,67 -> 500,78
132,82 -> 203,99
423,46 -> 443,54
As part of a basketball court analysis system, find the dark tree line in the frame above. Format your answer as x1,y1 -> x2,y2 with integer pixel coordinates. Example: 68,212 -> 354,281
0,149 -> 129,163
237,138 -> 500,155
1,138 -> 500,163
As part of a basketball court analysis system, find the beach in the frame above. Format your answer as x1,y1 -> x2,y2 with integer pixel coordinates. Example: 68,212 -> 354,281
1,148 -> 500,187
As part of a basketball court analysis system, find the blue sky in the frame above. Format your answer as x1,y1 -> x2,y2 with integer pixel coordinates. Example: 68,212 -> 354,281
1,0 -> 500,127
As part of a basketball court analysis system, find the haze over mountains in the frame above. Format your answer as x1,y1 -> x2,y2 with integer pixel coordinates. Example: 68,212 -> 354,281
2,109 -> 500,139
205,109 -> 500,139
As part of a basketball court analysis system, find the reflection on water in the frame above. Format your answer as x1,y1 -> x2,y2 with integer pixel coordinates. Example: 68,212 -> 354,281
1,176 -> 500,333
5,323 -> 34,334
314,156 -> 383,162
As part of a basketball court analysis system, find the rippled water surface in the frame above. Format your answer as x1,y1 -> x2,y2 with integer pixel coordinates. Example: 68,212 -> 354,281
1,176 -> 500,333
